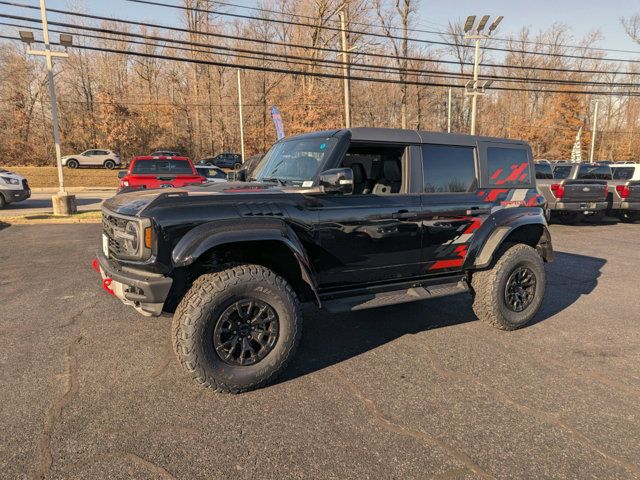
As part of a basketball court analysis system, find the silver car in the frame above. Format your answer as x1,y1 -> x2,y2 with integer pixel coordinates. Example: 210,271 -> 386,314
62,149 -> 121,169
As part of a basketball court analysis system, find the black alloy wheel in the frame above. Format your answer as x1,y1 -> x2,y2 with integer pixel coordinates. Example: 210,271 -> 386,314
504,266 -> 537,313
213,299 -> 279,366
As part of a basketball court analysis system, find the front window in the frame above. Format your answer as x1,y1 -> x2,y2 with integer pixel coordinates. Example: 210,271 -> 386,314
253,137 -> 339,185
197,167 -> 226,180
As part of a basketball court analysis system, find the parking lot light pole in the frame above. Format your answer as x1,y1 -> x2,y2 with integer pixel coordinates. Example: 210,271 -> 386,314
19,0 -> 76,215
237,69 -> 245,163
464,15 -> 503,135
590,100 -> 600,163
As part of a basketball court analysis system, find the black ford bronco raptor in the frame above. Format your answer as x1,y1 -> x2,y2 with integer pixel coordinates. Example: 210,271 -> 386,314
95,128 -> 553,393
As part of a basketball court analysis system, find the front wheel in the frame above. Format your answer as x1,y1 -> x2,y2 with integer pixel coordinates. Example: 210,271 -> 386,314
172,264 -> 302,393
67,159 -> 79,169
471,243 -> 546,331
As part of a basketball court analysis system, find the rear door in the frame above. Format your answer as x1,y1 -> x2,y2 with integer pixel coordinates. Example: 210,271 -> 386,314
420,143 -> 488,274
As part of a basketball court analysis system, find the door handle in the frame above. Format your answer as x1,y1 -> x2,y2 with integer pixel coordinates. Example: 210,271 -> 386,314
392,210 -> 418,220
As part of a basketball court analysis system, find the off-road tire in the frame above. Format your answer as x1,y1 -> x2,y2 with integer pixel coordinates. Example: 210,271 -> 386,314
471,243 -> 546,331
67,159 -> 79,169
104,160 -> 116,170
172,264 -> 302,393
618,211 -> 639,223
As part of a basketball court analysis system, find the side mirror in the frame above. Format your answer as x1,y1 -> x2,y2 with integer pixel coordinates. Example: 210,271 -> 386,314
319,168 -> 353,194
117,171 -> 127,179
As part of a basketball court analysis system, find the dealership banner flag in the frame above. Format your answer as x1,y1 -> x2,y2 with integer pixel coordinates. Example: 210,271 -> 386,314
270,106 -> 285,140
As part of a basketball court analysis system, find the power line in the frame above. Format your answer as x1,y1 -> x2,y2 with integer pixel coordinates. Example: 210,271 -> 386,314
2,33 -> 638,97
3,16 -> 636,89
1,2 -> 638,78
125,0 -> 640,64
205,0 -> 640,57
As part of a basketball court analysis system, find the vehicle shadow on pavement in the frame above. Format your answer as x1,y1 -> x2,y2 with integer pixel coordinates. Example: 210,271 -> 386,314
278,250 -> 605,384
4,197 -> 104,211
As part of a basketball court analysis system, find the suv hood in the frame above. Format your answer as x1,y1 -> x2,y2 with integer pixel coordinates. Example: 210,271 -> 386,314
0,169 -> 26,185
104,181 -> 289,216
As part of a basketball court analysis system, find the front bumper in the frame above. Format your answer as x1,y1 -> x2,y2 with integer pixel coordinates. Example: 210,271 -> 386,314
1,188 -> 30,204
549,201 -> 607,213
95,251 -> 173,316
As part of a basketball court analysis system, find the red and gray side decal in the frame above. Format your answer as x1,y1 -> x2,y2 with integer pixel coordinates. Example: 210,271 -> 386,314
428,216 -> 484,271
427,188 -> 543,271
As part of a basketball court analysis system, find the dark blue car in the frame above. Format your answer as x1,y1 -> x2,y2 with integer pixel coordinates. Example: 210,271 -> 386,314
198,153 -> 243,169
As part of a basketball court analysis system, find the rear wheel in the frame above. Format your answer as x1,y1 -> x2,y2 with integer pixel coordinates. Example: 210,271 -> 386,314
67,159 -> 79,169
172,264 -> 302,393
471,243 -> 546,331
104,160 -> 116,170
0,193 -> 6,209
618,211 -> 640,223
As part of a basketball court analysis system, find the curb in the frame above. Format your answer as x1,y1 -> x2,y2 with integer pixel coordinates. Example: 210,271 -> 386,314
31,187 -> 117,193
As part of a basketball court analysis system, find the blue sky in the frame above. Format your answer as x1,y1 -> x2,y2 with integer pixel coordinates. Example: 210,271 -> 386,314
3,0 -> 639,57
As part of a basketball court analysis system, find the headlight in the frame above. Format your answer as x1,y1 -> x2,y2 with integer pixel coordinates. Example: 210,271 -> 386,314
123,221 -> 140,254
1,176 -> 19,185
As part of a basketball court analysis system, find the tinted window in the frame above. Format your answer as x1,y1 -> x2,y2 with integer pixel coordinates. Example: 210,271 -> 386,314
553,165 -> 572,179
421,145 -> 476,193
612,167 -> 635,180
534,163 -> 553,179
132,159 -> 194,174
487,147 -> 531,186
577,165 -> 612,180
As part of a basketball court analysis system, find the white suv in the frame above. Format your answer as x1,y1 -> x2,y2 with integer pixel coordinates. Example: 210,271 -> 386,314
62,149 -> 121,169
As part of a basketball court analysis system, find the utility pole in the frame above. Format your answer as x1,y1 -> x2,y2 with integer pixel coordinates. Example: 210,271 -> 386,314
463,15 -> 502,135
447,87 -> 452,133
590,100 -> 600,163
338,6 -> 351,128
19,0 -> 76,214
237,69 -> 245,162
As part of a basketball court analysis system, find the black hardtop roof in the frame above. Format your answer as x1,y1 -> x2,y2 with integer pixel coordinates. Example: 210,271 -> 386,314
285,127 -> 529,147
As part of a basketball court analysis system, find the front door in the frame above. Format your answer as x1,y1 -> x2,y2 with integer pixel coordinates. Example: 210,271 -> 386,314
313,145 -> 422,289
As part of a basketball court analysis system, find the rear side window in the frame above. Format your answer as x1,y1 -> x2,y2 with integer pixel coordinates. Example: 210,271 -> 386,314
577,165 -> 612,180
132,159 -> 193,174
612,167 -> 635,180
486,147 -> 531,186
534,163 -> 553,179
553,165 -> 572,179
421,144 -> 477,193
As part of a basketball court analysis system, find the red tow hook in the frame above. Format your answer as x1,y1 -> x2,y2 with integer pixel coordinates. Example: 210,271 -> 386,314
102,277 -> 115,296
91,258 -> 100,273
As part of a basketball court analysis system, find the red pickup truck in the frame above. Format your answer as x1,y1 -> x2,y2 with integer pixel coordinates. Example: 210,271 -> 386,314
118,156 -> 205,191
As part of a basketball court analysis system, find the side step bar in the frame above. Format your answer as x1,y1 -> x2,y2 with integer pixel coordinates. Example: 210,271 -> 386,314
322,280 -> 469,313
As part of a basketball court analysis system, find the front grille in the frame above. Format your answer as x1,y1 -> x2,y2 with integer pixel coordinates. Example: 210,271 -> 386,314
102,213 -> 129,256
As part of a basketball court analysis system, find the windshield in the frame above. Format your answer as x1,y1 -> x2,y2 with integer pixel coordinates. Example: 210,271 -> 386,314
253,137 -> 338,185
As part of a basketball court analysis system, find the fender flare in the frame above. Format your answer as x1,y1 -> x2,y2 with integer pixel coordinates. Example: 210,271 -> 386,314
465,207 -> 554,270
171,217 -> 320,304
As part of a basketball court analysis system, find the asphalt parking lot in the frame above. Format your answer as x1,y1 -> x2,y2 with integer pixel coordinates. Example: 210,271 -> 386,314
1,221 -> 639,479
